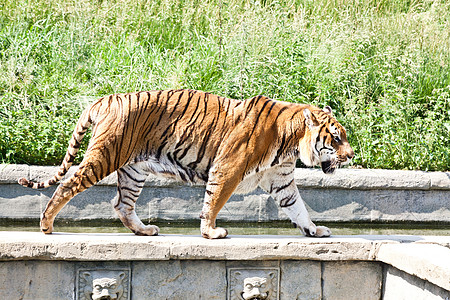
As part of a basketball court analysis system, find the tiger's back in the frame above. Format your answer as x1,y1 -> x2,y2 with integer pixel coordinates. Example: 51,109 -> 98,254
87,89 -> 233,184
89,89 -> 302,184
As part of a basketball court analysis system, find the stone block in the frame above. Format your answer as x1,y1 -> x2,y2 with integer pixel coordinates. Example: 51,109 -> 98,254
383,266 -> 450,299
322,261 -> 382,300
280,261 -> 321,300
0,261 -> 74,300
132,260 -> 226,299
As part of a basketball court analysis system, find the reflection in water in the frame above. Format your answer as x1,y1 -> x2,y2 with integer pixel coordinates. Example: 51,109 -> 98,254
1,221 -> 449,236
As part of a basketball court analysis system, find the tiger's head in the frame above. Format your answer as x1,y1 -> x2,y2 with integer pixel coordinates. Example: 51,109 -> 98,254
300,106 -> 354,174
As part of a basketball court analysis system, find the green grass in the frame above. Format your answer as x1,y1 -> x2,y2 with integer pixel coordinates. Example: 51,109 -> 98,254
0,0 -> 449,171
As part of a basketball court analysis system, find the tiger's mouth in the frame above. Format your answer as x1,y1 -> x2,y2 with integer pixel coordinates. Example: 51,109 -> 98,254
321,160 -> 336,174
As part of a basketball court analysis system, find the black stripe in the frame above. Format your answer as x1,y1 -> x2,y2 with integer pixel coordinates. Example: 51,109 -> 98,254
315,123 -> 328,153
168,90 -> 185,118
162,90 -> 193,138
275,106 -> 289,121
155,91 -> 171,127
273,179 -> 295,193
120,185 -> 141,194
271,134 -> 286,166
245,96 -> 261,117
155,141 -> 167,160
174,144 -> 191,160
120,168 -> 146,183
246,99 -> 272,148
279,194 -> 296,207
123,193 -> 140,202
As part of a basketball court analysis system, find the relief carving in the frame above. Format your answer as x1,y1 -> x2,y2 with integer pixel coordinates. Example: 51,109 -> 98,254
228,268 -> 279,300
77,269 -> 129,300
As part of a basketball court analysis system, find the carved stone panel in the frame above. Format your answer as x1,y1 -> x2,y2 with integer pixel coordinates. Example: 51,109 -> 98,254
228,267 -> 279,300
77,268 -> 130,300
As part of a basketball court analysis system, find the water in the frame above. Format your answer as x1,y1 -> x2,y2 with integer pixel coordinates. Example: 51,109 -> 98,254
1,221 -> 449,236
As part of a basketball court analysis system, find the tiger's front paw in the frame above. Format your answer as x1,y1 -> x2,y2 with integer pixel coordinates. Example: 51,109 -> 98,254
134,225 -> 160,236
40,216 -> 54,234
315,225 -> 331,237
303,224 -> 331,238
201,227 -> 228,239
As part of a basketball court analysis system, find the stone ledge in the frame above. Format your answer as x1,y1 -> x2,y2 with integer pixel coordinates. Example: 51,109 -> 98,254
1,232 -> 448,262
1,164 -> 449,190
1,164 -> 449,224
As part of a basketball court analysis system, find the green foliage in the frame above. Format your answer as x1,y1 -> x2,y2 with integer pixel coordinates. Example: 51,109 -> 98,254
0,0 -> 449,170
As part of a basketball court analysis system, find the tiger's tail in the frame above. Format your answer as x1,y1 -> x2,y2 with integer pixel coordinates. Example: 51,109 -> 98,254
18,106 -> 93,189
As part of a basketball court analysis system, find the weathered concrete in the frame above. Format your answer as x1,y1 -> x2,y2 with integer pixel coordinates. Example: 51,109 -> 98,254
0,232 -> 448,299
0,164 -> 449,223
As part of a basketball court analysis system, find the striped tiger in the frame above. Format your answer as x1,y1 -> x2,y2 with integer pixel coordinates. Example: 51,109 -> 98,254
18,89 -> 354,238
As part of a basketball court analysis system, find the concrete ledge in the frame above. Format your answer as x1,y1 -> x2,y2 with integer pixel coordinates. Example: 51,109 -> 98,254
1,232 -> 448,262
0,232 -> 449,294
0,232 -> 398,262
2,164 -> 449,190
1,164 -> 449,223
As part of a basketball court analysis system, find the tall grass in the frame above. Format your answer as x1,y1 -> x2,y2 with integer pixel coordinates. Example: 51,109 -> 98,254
0,0 -> 449,170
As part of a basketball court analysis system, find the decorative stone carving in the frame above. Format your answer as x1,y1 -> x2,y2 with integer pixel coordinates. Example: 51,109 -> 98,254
228,268 -> 279,300
77,269 -> 130,300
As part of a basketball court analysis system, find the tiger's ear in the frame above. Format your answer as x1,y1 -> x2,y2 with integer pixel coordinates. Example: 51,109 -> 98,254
303,109 -> 314,130
323,106 -> 333,115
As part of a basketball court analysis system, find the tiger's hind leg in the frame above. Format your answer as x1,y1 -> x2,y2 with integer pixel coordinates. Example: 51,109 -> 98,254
40,160 -> 107,234
114,163 -> 159,236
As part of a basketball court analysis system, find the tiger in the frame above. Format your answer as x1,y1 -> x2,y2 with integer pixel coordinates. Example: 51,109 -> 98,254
18,89 -> 354,239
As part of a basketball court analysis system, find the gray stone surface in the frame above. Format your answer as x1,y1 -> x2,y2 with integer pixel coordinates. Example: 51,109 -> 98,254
280,261 -> 321,300
322,261 -> 383,300
133,260 -> 226,299
0,261 -> 75,300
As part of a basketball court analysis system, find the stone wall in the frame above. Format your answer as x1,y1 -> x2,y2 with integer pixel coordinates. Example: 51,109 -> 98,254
1,164 -> 449,223
0,232 -> 449,299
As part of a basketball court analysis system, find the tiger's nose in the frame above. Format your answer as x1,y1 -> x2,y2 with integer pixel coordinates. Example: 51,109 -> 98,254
347,151 -> 355,160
